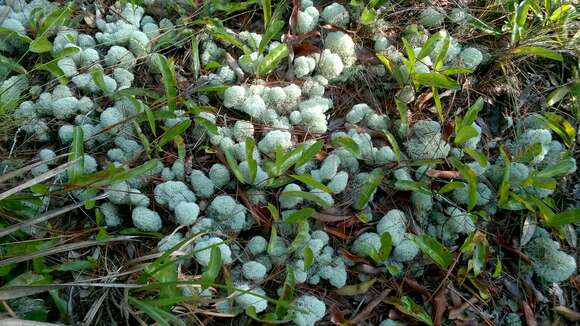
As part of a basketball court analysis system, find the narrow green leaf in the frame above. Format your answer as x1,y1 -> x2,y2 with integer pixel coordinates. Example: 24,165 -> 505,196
414,72 -> 460,89
128,297 -> 186,326
536,158 -> 576,178
449,157 -> 478,210
439,181 -> 465,194
285,220 -> 310,255
262,0 -> 272,29
393,180 -> 431,195
467,16 -> 502,36
354,168 -> 384,209
541,112 -> 576,147
498,147 -> 511,207
90,67 -> 108,93
548,208 -> 580,226
463,147 -> 489,167
0,27 -> 32,43
245,137 -> 258,184
157,120 -> 191,148
0,54 -> 27,74
290,174 -> 332,193
332,136 -> 361,159
295,140 -> 324,168
284,207 -> 315,224
225,147 -> 245,183
303,246 -> 313,271
258,43 -> 288,75
191,35 -> 200,80
434,33 -> 449,70
67,126 -> 84,183
201,246 -> 222,288
418,32 -> 442,59
408,234 -> 453,269
511,46 -> 563,62
267,225 -> 278,256
335,278 -> 376,296
385,296 -> 433,326
402,38 -> 415,65
455,125 -> 479,144
156,55 -> 178,112
546,86 -> 570,106
39,6 -> 71,35
280,191 -> 332,209
433,87 -> 444,122
259,20 -> 284,54
207,25 -> 251,54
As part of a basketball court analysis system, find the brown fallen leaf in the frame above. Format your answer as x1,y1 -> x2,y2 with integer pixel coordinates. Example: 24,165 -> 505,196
521,301 -> 538,326
433,288 -> 448,326
312,212 -> 352,222
553,306 -> 580,322
403,277 -> 431,296
330,304 -> 349,325
449,297 -> 478,320
335,278 -> 376,296
426,169 -> 461,179
349,288 -> 392,324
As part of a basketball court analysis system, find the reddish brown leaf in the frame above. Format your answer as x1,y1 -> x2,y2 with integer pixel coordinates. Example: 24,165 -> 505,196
324,226 -> 350,239
339,248 -> 372,264
522,301 -> 538,326
433,288 -> 448,326
403,277 -> 431,296
293,43 -> 321,56
426,169 -> 461,179
312,212 -> 352,223
330,304 -> 349,325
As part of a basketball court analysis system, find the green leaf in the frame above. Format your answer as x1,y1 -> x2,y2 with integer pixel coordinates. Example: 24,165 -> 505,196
383,131 -> 401,161
360,7 -> 378,25
354,168 -> 384,209
303,246 -> 313,271
258,43 -> 288,75
39,6 -> 71,35
439,181 -> 465,194
225,147 -> 245,183
548,4 -> 574,23
332,136 -> 361,159
201,246 -> 222,288
498,147 -> 511,207
90,67 -> 108,93
548,208 -> 580,226
536,158 -> 576,178
157,120 -> 191,148
433,33 -> 449,70
295,140 -> 324,168
461,97 -> 484,128
267,225 -> 278,256
280,191 -> 332,209
335,278 -> 376,296
285,220 -> 310,255
0,27 -> 32,43
414,72 -> 460,89
190,35 -> 200,79
274,264 -> 295,318
245,137 -> 258,184
402,38 -> 415,65
67,126 -> 84,183
29,35 -> 53,53
261,0 -> 272,30
455,125 -> 479,145
511,46 -> 563,62
409,234 -> 453,269
0,54 -> 27,74
467,16 -> 502,36
276,144 -> 305,176
385,296 -> 433,326
156,54 -> 178,112
418,32 -> 442,59
267,203 -> 280,221
492,256 -> 502,278
374,232 -> 393,262
207,25 -> 251,55
259,20 -> 284,54
290,174 -> 332,193
393,180 -> 431,195
463,147 -> 488,168
541,112 -> 576,147
129,297 -> 186,326
433,87 -> 444,122
449,157 -> 478,210
546,86 -> 570,106
284,207 -> 315,224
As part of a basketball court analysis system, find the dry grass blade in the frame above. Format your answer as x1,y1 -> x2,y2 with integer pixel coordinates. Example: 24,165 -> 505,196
0,159 -> 79,201
0,193 -> 107,238
0,283 -> 144,300
0,153 -> 68,186
553,306 -> 580,322
0,236 -> 136,267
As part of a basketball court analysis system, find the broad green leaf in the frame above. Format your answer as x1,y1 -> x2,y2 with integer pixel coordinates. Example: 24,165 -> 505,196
201,246 -> 222,288
354,168 -> 384,209
335,278 -> 376,296
548,208 -> 580,226
39,6 -> 71,35
332,136 -> 361,159
536,158 -> 576,178
295,140 -> 324,168
262,0 -> 272,30
290,174 -> 332,193
284,207 -> 315,224
541,112 -> 576,147
374,232 -> 392,262
385,296 -> 433,326
461,97 -> 484,128
280,191 -> 332,209
414,72 -> 460,89
360,7 -> 378,25
548,4 -> 574,23
90,67 -> 108,93
409,234 -> 453,269
455,125 -> 479,144
157,120 -> 191,148
29,36 -> 53,53
442,67 -> 473,75
67,126 -> 84,183
402,38 -> 415,65
511,46 -> 563,62
258,43 -> 288,75
0,27 -> 32,43
303,246 -> 313,271
546,86 -> 570,106
276,144 -> 305,176
513,143 -> 543,163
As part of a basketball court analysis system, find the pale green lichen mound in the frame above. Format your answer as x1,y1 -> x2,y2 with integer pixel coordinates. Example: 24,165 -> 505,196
405,120 -> 450,160
193,237 -> 233,266
377,209 -> 407,246
291,295 -> 327,326
351,232 -> 381,257
174,202 -> 200,226
525,235 -> 576,283
242,261 -> 268,281
132,206 -> 162,231
154,181 -> 196,210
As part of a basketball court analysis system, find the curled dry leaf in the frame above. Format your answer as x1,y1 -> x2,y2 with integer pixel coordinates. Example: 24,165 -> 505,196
433,287 -> 448,326
553,306 -> 580,322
